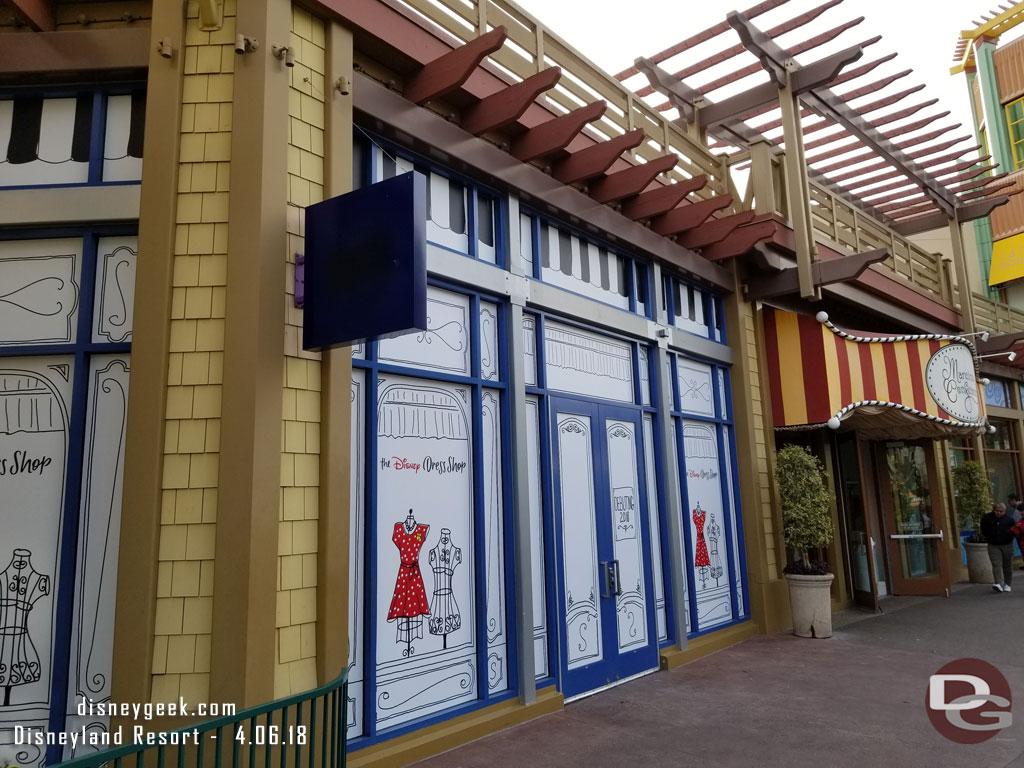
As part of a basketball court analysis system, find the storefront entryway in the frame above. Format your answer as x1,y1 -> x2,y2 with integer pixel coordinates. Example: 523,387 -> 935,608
876,441 -> 951,596
550,397 -> 659,700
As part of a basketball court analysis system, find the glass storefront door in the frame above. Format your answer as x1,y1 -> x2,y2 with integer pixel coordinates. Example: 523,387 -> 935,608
877,442 -> 950,596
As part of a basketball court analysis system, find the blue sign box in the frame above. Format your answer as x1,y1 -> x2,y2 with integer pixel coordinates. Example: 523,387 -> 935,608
302,171 -> 427,350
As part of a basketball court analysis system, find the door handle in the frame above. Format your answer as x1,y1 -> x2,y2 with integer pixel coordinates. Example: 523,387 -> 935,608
601,561 -> 612,598
612,559 -> 623,597
889,533 -> 944,540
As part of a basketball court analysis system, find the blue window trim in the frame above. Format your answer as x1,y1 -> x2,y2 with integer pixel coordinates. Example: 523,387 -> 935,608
518,208 -> 654,322
0,83 -> 146,191
348,279 -> 516,751
354,130 -> 508,270
668,352 -> 749,639
0,224 -> 136,764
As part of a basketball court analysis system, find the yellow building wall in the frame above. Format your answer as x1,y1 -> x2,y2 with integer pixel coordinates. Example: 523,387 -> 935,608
276,6 -> 328,697
151,1 -> 237,704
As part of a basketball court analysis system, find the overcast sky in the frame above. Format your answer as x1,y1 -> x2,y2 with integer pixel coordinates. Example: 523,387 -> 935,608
513,0 -> 1020,149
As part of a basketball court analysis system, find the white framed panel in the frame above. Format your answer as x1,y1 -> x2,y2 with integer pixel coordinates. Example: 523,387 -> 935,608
62,355 -> 130,758
92,237 -> 137,343
347,369 -> 366,738
374,375 -> 476,729
677,359 -> 715,417
544,321 -> 633,404
539,223 -> 629,311
0,356 -> 74,741
642,415 -> 667,642
555,413 -> 602,671
481,391 -> 507,693
522,315 -> 537,388
0,238 -> 83,346
0,97 -> 89,187
681,420 -> 733,631
524,396 -> 548,678
378,286 -> 471,375
102,95 -> 143,182
479,302 -> 498,382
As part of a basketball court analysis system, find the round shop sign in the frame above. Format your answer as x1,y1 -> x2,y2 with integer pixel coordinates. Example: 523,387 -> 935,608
925,343 -> 980,423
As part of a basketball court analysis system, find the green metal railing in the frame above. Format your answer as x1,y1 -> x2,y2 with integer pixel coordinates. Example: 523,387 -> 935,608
55,671 -> 348,768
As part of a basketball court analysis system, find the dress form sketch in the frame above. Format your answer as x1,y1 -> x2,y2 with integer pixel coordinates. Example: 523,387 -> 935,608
0,548 -> 50,707
428,528 -> 462,649
693,503 -> 710,588
387,510 -> 430,658
708,512 -> 723,583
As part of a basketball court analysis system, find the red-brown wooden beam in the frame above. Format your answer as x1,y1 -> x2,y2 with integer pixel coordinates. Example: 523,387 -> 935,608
9,0 -> 54,31
589,154 -> 678,203
461,67 -> 562,135
651,195 -> 733,236
510,101 -> 607,162
703,220 -> 776,261
677,211 -> 756,249
404,26 -> 508,104
619,175 -> 708,220
552,128 -> 645,185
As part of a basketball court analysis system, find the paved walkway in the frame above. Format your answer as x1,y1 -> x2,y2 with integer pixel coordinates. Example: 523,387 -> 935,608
415,584 -> 1024,768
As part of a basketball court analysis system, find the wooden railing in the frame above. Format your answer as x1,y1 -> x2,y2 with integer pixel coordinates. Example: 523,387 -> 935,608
808,182 -> 956,305
973,290 -> 1024,333
389,0 -> 734,202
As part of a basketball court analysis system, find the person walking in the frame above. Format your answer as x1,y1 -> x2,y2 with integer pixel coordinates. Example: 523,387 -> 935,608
982,502 -> 1016,592
1008,494 -> 1022,523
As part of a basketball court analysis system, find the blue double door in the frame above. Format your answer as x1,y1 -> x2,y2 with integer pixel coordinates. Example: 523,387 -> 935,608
550,397 -> 659,699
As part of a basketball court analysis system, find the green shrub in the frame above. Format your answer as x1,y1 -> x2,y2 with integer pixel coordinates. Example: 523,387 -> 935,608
951,460 -> 992,543
775,444 -> 835,569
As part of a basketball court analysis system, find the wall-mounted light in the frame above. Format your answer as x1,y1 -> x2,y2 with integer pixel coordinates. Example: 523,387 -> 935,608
272,45 -> 295,68
156,38 -> 174,59
235,35 -> 259,55
335,75 -> 352,95
979,350 -> 1017,362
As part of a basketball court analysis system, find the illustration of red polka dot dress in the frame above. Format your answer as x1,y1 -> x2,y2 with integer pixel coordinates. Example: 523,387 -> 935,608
388,521 -> 431,622
692,504 -> 710,568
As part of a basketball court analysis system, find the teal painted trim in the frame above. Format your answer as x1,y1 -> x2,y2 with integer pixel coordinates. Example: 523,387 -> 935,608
976,41 -> 1015,171
975,216 -> 998,295
52,670 -> 348,768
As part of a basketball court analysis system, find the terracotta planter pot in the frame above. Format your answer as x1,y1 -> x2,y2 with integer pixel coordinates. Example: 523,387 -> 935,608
964,541 -> 994,584
784,573 -> 835,638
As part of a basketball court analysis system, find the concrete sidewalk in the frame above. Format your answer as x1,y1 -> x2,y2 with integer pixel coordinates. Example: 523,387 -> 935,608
414,584 -> 1024,768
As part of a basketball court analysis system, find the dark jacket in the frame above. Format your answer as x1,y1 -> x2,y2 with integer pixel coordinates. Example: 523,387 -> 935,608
981,512 -> 1016,546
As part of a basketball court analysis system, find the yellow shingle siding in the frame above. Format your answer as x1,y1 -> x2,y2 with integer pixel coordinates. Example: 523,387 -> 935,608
276,5 -> 326,697
151,2 -> 236,704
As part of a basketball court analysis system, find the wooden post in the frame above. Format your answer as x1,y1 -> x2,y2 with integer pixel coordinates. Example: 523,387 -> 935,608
778,74 -> 818,300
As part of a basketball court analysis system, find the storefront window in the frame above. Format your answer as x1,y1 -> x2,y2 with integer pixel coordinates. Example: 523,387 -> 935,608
948,437 -> 975,470
984,378 -> 1010,409
985,419 -> 1020,501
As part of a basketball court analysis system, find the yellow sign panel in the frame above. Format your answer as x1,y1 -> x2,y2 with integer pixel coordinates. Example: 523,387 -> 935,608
989,230 -> 1024,286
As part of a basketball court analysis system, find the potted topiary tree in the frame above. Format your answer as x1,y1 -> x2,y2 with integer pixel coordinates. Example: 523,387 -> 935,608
775,444 -> 836,638
951,460 -> 994,583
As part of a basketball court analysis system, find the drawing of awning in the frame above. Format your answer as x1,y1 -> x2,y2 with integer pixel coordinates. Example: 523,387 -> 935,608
377,384 -> 468,440
762,308 -> 989,439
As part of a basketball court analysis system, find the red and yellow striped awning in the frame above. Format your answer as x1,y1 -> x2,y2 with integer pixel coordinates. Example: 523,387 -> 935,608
763,308 -> 987,438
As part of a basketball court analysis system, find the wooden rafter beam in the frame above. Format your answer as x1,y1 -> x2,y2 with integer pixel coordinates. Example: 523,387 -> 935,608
552,128 -> 645,185
809,126 -> 964,174
620,175 -> 708,220
510,101 -> 607,162
891,195 -> 1010,236
404,26 -> 508,104
8,0 -> 54,31
651,195 -> 733,236
729,11 -> 960,215
703,220 -> 777,261
677,211 -> 756,249
589,154 -> 678,204
744,248 -> 890,298
461,68 -> 562,135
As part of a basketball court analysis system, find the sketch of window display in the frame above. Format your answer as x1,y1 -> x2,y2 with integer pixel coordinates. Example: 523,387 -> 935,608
605,420 -> 647,653
62,356 -> 130,758
479,302 -> 498,381
0,238 -> 82,346
707,513 -> 724,582
544,321 -> 633,403
377,286 -> 470,375
524,397 -> 548,677
375,377 -> 475,729
520,213 -> 534,275
539,222 -> 630,311
641,415 -> 668,642
677,359 -> 714,417
557,415 -> 602,670
347,371 -> 366,736
0,550 -> 49,707
671,280 -> 711,338
92,240 -> 137,343
681,422 -> 733,631
522,315 -> 537,387
387,510 -> 431,658
481,390 -> 507,692
101,93 -> 145,182
0,361 -> 71,753
427,529 -> 462,648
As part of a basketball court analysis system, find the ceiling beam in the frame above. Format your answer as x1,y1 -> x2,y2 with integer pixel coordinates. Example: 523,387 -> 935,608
461,68 -> 561,135
651,195 -> 733,236
551,129 -> 645,185
745,248 -> 890,298
589,154 -> 678,204
890,195 -> 1010,236
510,101 -> 607,162
404,26 -> 507,104
620,175 -> 708,220
9,0 -> 55,31
677,211 -> 757,249
702,220 -> 777,261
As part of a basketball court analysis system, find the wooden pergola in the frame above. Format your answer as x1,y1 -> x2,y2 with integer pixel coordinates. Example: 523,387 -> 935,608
617,0 -> 1015,316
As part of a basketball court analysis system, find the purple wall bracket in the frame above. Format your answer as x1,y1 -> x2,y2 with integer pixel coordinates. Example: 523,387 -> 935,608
294,253 -> 305,308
